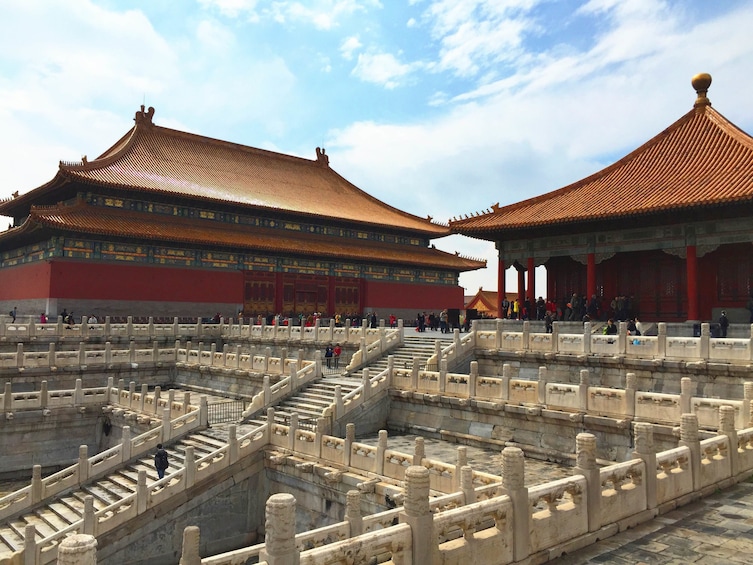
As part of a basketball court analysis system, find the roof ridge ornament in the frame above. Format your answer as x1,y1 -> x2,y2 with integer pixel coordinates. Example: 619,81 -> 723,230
315,147 -> 329,167
692,73 -> 712,109
134,105 -> 155,125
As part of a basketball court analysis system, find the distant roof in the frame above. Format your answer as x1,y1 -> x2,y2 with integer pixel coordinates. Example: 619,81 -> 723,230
451,74 -> 753,237
1,106 -> 448,237
4,199 -> 484,271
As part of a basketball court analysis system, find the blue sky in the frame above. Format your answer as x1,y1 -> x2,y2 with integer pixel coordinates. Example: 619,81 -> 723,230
1,0 -> 752,296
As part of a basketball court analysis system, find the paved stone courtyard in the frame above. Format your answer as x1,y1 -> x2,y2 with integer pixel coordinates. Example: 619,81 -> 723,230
552,480 -> 753,564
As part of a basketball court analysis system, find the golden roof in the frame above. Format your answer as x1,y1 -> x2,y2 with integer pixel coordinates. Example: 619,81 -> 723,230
3,106 -> 448,237
10,199 -> 484,271
451,74 -> 753,236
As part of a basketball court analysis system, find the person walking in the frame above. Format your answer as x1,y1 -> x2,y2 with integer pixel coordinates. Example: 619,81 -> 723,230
154,443 -> 169,479
333,343 -> 342,368
719,310 -> 730,338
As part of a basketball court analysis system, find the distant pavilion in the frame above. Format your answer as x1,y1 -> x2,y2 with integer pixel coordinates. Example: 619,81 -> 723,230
451,74 -> 753,322
0,107 -> 484,320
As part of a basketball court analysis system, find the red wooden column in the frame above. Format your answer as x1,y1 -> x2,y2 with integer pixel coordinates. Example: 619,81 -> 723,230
274,272 -> 284,315
517,267 -> 525,305
497,257 -> 506,319
686,245 -> 699,320
587,253 -> 596,302
328,276 -> 337,317
527,257 -> 535,303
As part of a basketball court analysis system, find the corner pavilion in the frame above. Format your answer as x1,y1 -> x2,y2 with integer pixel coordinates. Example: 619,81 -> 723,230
0,107 -> 484,320
451,74 -> 753,323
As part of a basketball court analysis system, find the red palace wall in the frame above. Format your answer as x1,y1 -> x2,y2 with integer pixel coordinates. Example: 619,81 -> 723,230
0,260 -> 466,319
0,262 -> 52,300
364,279 -> 464,311
0,260 -> 243,304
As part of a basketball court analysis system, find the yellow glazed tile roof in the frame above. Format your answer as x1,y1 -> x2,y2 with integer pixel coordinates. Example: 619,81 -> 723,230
451,75 -> 753,236
12,106 -> 448,236
19,200 -> 484,271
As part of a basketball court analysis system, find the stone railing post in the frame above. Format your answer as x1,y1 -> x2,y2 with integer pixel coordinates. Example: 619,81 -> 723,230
140,384 -> 148,412
632,422 -> 657,509
74,378 -> 84,405
78,445 -> 89,485
376,430 -> 387,475
625,373 -> 636,418
537,366 -> 547,404
344,423 -> 355,467
14,343 -> 23,370
501,363 -> 512,402
362,368 -> 371,401
468,361 -> 478,398
173,316 -> 180,337
700,323 -> 710,360
3,381 -> 11,413
83,495 -> 95,536
179,525 -> 201,565
122,426 -> 132,461
578,369 -> 589,412
575,433 -> 601,532
461,465 -> 474,505
258,493 -> 300,565
334,385 -> 343,419
657,322 -> 667,358
57,533 -> 97,565
679,414 -> 701,491
439,359 -> 447,393
680,377 -> 693,415
495,319 -> 504,349
719,405 -> 739,477
128,381 -> 137,410
263,376 -> 271,406
40,380 -> 48,409
399,466 -> 436,564
137,470 -> 147,514
743,382 -> 753,427
502,446 -> 529,561
184,446 -> 196,488
31,465 -> 42,504
266,408 -> 276,444
48,342 -> 56,369
522,320 -> 530,351
411,356 -> 420,391
413,436 -> 425,466
582,321 -> 591,354
162,407 -> 171,441
454,446 -> 467,492
289,361 -> 299,393
433,341 -> 442,372
209,343 -> 217,366
346,490 -> 363,537
551,320 -> 560,352
126,315 -> 134,337
618,321 -> 627,354
387,355 -> 394,386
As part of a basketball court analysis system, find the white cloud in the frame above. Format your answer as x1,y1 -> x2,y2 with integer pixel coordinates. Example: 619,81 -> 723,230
340,36 -> 363,60
352,52 -> 420,89
198,0 -> 260,19
265,0 -> 381,30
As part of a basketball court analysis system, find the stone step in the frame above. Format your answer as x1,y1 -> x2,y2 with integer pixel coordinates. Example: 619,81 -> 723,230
21,513 -> 56,540
35,506 -> 75,531
0,524 -> 24,553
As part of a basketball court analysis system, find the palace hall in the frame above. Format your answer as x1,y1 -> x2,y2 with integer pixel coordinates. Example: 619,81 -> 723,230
452,74 -> 753,323
0,106 -> 483,320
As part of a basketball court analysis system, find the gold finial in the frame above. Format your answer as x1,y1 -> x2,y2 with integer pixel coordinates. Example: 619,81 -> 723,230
691,73 -> 712,108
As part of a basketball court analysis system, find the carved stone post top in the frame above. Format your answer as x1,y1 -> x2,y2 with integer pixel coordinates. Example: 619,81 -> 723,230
346,422 -> 356,441
460,465 -> 473,488
579,369 -> 589,385
681,377 -> 693,394
633,422 -> 654,452
378,429 -> 388,447
680,413 -> 699,442
502,363 -> 513,378
576,433 -> 597,469
538,366 -> 547,380
457,445 -> 467,466
719,405 -> 737,432
414,436 -> 426,458
346,490 -> 361,518
404,465 -> 430,516
502,446 -> 525,490
625,372 -> 636,389
265,493 -> 297,552
744,382 -> 753,399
